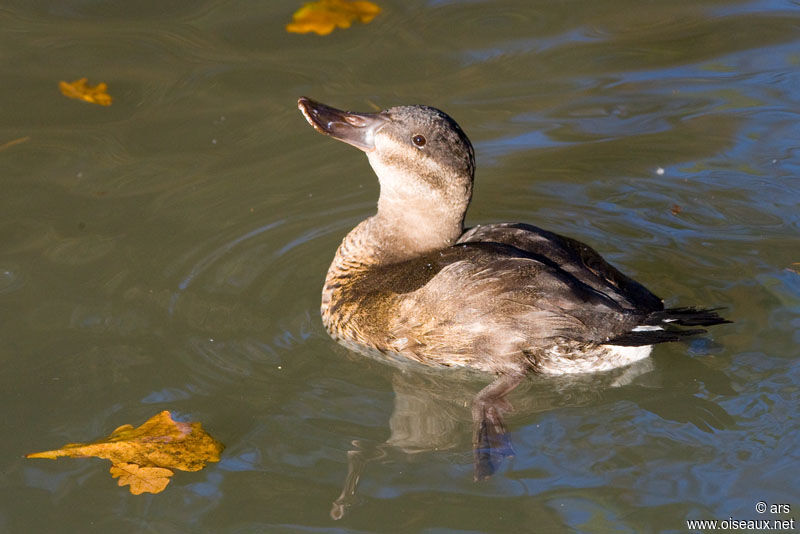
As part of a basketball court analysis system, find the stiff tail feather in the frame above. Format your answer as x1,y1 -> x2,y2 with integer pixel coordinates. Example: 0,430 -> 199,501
608,307 -> 731,347
642,306 -> 732,327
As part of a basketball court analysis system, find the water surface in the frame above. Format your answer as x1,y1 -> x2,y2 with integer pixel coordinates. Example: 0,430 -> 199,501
1,0 -> 799,532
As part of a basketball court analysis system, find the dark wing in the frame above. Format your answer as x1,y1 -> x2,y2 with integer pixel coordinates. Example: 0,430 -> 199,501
458,222 -> 664,313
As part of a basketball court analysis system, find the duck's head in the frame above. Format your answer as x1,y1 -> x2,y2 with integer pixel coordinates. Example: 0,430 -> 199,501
298,97 -> 475,254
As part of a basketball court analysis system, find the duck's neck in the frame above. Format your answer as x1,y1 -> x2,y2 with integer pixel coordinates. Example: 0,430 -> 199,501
329,148 -> 474,272
339,196 -> 464,267
381,193 -> 467,253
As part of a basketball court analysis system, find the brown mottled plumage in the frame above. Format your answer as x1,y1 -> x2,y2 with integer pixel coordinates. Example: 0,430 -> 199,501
297,97 -> 729,481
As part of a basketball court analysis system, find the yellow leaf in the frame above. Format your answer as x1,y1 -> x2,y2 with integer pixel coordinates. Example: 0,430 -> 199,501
27,411 -> 224,495
286,0 -> 380,35
110,463 -> 174,495
27,411 -> 223,470
59,78 -> 112,106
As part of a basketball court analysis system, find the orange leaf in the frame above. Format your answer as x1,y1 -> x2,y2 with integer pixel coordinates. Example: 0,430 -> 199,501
59,78 -> 112,106
27,411 -> 224,495
286,0 -> 381,35
110,463 -> 174,495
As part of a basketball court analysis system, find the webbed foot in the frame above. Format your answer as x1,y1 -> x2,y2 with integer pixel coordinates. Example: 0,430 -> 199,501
471,373 -> 523,480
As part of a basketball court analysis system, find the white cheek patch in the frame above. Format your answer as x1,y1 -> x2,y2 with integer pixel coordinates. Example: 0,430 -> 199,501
368,136 -> 440,179
362,129 -> 376,151
367,149 -> 434,200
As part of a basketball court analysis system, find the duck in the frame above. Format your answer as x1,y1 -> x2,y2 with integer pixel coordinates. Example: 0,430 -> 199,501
297,96 -> 729,479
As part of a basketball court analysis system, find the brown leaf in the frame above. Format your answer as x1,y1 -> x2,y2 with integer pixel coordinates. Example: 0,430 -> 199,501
59,78 -> 112,106
670,204 -> 682,215
27,411 -> 223,471
27,411 -> 224,495
110,463 -> 174,495
286,0 -> 380,35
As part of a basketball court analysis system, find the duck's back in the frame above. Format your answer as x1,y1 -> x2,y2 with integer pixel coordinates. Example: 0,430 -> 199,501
458,222 -> 664,312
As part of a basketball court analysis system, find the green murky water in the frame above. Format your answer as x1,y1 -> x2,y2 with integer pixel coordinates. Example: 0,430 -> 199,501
2,0 -> 798,532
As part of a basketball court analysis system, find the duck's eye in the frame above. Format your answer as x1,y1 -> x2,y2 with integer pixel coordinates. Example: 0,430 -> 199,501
412,134 -> 426,147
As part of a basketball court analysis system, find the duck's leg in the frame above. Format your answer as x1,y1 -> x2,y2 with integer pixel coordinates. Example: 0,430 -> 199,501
330,440 -> 387,520
472,372 -> 523,480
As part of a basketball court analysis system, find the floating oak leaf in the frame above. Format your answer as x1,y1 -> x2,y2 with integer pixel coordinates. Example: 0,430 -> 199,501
110,463 -> 174,495
27,411 -> 223,495
286,0 -> 380,35
27,411 -> 223,470
59,78 -> 112,106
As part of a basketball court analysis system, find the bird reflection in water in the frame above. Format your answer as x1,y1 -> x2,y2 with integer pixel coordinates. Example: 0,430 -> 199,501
329,356 -> 701,520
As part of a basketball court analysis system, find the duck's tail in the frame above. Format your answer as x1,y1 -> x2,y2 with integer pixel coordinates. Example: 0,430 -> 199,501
607,307 -> 731,346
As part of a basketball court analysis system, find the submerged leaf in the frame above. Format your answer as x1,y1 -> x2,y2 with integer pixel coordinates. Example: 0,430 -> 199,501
27,411 -> 223,495
286,0 -> 381,35
59,78 -> 112,106
0,136 -> 30,151
110,463 -> 174,495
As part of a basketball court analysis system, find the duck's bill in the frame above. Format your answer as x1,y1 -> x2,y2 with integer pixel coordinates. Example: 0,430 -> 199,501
298,97 -> 387,152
